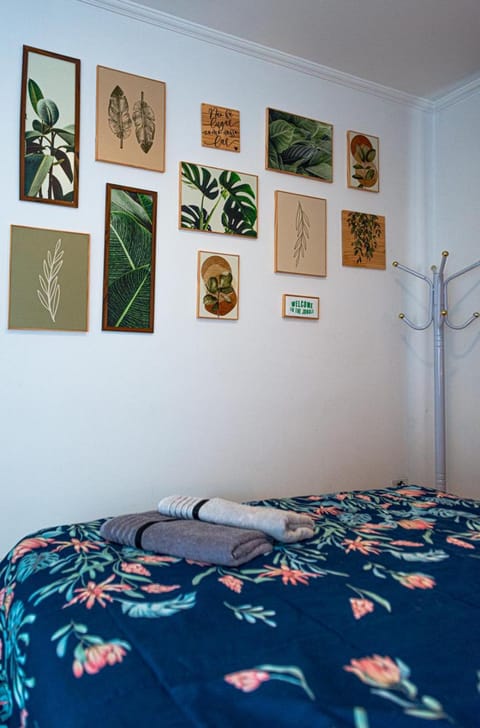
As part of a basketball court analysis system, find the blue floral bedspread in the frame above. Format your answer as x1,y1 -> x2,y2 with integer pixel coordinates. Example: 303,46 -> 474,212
1,484 -> 480,727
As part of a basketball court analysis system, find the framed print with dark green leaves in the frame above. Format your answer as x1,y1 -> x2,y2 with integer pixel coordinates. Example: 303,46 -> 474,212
20,46 -> 80,206
102,184 -> 157,332
266,108 -> 333,183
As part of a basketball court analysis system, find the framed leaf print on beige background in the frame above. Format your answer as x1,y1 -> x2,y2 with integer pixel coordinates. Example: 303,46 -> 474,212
96,66 -> 165,172
9,225 -> 89,331
275,190 -> 327,276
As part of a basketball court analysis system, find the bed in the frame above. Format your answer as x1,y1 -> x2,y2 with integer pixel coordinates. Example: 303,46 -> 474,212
1,483 -> 479,727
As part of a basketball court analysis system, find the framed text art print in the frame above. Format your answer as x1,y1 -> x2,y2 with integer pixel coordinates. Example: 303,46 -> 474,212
20,46 -> 80,206
275,191 -> 327,276
9,225 -> 89,331
201,103 -> 240,152
347,131 -> 379,192
102,184 -> 157,332
266,108 -> 333,183
180,162 -> 257,237
96,66 -> 166,172
197,251 -> 239,320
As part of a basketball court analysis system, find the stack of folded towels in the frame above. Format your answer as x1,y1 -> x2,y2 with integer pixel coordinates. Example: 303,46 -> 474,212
100,495 -> 315,567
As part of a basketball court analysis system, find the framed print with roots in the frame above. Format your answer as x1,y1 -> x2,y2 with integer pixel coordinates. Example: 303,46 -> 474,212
266,108 -> 333,183
275,191 -> 327,276
103,184 -> 157,332
180,162 -> 258,237
347,131 -> 379,192
20,46 -> 80,206
96,66 -> 166,172
9,225 -> 89,331
197,251 -> 239,320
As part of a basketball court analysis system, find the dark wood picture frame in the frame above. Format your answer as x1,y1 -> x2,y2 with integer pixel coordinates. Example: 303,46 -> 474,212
20,45 -> 80,206
102,183 -> 157,333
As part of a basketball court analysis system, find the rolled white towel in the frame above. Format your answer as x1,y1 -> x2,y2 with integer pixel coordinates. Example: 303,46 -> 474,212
157,495 -> 315,543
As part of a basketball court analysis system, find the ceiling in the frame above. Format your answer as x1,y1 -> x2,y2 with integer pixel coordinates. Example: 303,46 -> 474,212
126,0 -> 480,100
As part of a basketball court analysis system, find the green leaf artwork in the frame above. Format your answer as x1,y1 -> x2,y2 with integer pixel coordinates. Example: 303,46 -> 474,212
266,108 -> 333,183
103,185 -> 157,333
21,47 -> 80,205
180,162 -> 257,237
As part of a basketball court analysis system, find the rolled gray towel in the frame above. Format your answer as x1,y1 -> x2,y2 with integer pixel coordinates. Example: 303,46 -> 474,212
100,511 -> 273,567
157,496 -> 315,544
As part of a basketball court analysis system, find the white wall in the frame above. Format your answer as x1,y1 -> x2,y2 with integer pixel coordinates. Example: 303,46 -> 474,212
429,90 -> 480,498
0,0 -> 430,558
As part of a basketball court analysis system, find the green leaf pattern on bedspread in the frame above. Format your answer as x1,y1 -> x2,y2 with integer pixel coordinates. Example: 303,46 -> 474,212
1,485 -> 480,726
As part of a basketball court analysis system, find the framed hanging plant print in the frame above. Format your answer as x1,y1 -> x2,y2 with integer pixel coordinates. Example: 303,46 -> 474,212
96,66 -> 166,172
266,108 -> 333,183
103,183 -> 157,332
197,251 -> 239,319
342,210 -> 386,269
20,46 -> 80,206
9,225 -> 89,331
347,131 -> 379,192
180,162 -> 257,237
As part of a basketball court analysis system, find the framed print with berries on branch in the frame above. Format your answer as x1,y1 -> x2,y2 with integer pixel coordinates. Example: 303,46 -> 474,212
20,46 -> 80,206
347,131 -> 379,192
96,66 -> 165,172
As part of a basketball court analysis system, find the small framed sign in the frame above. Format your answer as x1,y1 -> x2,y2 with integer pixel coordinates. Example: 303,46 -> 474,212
282,294 -> 319,320
201,103 -> 240,152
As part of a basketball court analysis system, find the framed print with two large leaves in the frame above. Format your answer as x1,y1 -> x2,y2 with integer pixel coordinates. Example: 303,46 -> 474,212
96,66 -> 166,172
102,183 -> 157,333
20,46 -> 80,206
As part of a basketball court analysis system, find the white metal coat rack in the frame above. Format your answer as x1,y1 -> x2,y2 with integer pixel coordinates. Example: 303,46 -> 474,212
392,252 -> 480,492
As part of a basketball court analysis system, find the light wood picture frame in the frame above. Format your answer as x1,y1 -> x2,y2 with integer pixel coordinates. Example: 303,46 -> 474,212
9,225 -> 89,331
342,210 -> 386,269
266,108 -> 333,183
201,103 -> 240,152
282,294 -> 319,319
20,46 -> 80,206
275,190 -> 327,276
347,131 -> 380,192
197,251 -> 239,320
180,162 -> 257,237
96,66 -> 166,172
103,184 -> 157,332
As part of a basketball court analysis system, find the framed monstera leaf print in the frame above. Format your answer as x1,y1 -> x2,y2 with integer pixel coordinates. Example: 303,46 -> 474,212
96,66 -> 165,172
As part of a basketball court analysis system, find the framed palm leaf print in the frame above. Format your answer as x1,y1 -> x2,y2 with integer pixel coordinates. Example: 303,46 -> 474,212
102,184 -> 157,332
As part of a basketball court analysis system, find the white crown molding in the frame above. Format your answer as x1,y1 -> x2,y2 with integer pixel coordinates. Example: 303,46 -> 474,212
76,0 -> 434,111
433,75 -> 480,111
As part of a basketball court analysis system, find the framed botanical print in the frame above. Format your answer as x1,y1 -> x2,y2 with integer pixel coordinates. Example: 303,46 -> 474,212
275,191 -> 327,276
20,46 -> 80,206
347,131 -> 379,192
9,225 -> 89,330
103,184 -> 157,332
197,251 -> 239,319
342,210 -> 386,269
266,108 -> 333,183
96,66 -> 166,172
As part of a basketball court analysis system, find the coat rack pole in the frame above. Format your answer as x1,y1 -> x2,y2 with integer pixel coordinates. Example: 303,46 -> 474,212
393,252 -> 480,492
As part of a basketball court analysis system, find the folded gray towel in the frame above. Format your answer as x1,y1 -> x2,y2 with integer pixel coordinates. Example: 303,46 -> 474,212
100,511 -> 273,567
157,496 -> 315,543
